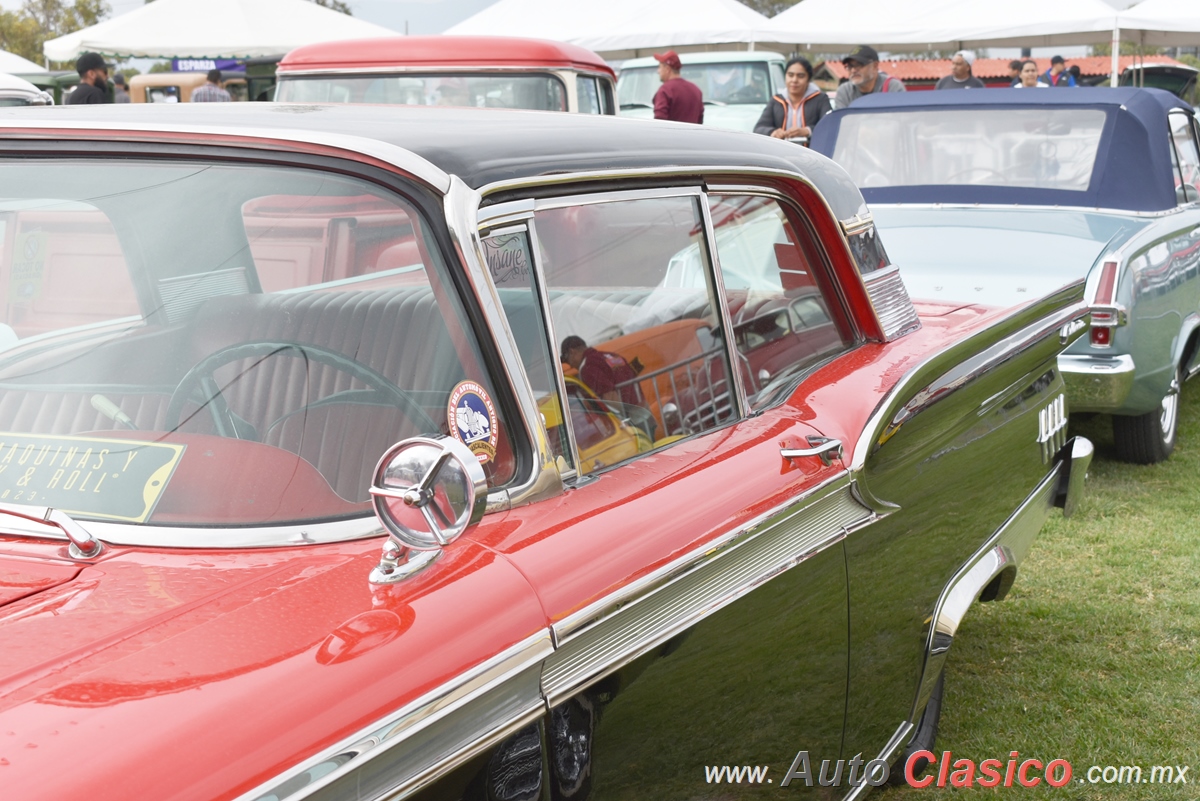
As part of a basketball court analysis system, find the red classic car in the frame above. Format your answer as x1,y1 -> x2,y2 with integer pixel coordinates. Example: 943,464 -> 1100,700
0,104 -> 1090,800
274,35 -> 616,115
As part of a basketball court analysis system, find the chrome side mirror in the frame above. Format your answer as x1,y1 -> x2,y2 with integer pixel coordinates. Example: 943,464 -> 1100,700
368,435 -> 487,584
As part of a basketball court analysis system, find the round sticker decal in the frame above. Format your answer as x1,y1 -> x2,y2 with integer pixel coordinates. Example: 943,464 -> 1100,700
447,381 -> 498,464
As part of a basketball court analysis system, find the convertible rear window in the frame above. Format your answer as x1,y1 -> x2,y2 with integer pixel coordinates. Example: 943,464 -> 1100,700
0,161 -> 512,529
831,108 -> 1107,193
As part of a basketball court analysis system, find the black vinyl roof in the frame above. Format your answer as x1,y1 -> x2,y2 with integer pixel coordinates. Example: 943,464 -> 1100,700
0,104 -> 861,207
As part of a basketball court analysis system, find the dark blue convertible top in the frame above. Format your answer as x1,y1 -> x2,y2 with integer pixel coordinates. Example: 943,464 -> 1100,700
810,87 -> 1193,211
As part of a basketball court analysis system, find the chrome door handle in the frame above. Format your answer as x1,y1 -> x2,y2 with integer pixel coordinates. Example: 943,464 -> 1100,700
781,436 -> 843,466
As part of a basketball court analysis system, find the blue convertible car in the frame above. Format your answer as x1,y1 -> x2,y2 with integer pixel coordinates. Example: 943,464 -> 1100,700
813,88 -> 1200,463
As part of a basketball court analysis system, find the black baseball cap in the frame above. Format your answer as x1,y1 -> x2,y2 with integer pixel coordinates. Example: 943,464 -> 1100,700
75,52 -> 110,75
842,45 -> 879,66
1050,55 -> 1065,65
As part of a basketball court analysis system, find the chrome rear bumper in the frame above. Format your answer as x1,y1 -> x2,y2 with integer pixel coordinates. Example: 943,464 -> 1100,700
1058,353 -> 1135,411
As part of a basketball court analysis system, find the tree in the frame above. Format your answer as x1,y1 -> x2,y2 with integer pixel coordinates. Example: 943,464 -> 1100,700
309,0 -> 352,14
739,0 -> 799,16
1091,42 -> 1165,57
147,0 -> 351,6
0,0 -> 110,65
22,0 -> 109,40
0,10 -> 43,63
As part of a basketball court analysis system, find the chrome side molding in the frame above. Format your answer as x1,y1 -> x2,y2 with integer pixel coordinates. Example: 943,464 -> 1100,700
1054,436 -> 1094,519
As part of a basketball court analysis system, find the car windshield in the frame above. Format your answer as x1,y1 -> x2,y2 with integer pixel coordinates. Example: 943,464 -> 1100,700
618,62 -> 772,108
831,107 -> 1107,192
0,160 -> 512,530
276,72 -> 567,111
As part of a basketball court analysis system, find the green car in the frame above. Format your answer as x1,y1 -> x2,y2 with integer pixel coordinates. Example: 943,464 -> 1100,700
815,87 -> 1200,463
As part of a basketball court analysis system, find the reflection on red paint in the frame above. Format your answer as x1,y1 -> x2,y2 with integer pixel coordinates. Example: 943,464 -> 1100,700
317,607 -> 415,666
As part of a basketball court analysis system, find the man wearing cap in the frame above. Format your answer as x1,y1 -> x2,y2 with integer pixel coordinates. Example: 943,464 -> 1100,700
835,45 -> 905,109
1043,56 -> 1076,87
67,52 -> 111,105
652,51 -> 704,124
935,50 -> 985,90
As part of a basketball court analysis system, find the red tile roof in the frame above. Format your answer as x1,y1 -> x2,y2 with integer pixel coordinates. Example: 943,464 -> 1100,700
819,54 -> 1186,82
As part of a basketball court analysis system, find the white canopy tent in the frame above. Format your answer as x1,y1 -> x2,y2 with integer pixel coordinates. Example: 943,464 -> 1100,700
763,0 -> 1120,51
445,0 -> 775,60
43,0 -> 397,61
1117,0 -> 1200,47
0,50 -> 47,73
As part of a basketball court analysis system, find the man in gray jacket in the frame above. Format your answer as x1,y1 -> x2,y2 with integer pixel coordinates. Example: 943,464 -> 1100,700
835,45 -> 905,109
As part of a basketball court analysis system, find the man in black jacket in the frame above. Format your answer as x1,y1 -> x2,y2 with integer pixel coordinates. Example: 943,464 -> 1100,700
66,52 -> 111,105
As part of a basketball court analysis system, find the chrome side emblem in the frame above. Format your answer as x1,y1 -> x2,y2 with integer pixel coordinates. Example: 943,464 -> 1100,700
1059,318 -> 1086,344
1038,393 -> 1068,464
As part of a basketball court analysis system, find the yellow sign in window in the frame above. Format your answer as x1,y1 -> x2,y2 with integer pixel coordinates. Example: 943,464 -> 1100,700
0,433 -> 185,523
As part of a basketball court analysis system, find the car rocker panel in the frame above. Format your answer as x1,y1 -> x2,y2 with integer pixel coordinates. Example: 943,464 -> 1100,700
0,105 -> 1089,801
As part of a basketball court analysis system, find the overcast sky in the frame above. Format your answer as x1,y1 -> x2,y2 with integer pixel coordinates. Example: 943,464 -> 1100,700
0,0 -> 501,33
2,0 -> 1142,33
0,0 -> 1142,45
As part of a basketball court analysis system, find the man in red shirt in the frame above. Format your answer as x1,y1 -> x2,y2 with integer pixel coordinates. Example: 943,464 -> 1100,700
652,51 -> 704,124
561,336 -> 643,407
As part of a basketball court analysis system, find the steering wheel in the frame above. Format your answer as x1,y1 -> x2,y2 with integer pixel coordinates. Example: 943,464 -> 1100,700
165,341 -> 438,439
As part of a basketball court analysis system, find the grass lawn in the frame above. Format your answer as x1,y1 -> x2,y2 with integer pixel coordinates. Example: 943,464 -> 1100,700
881,386 -> 1200,798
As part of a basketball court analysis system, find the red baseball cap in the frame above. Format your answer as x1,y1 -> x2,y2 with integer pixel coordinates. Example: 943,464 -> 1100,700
654,51 -> 682,71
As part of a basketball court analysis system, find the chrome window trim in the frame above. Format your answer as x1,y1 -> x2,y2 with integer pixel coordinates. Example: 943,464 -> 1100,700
0,119 -> 451,193
523,217 -> 581,479
526,184 -> 707,212
543,474 -> 874,706
482,165 -> 822,201
476,213 -> 580,480
478,198 -> 535,233
483,185 -> 721,480
446,177 -> 565,512
705,184 -> 870,345
865,201 -> 1185,219
232,630 -> 554,801
698,191 -> 750,420
483,170 -> 876,347
83,516 -> 384,549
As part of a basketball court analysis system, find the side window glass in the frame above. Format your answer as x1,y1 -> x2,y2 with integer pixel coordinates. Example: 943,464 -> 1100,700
576,75 -> 601,115
708,194 -> 853,408
1170,112 -> 1200,204
600,80 -> 616,115
772,63 -> 786,94
534,194 -> 734,473
482,226 -> 574,471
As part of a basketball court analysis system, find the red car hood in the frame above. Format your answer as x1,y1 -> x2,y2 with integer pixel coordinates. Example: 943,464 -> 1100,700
0,555 -> 80,607
0,534 -> 545,801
